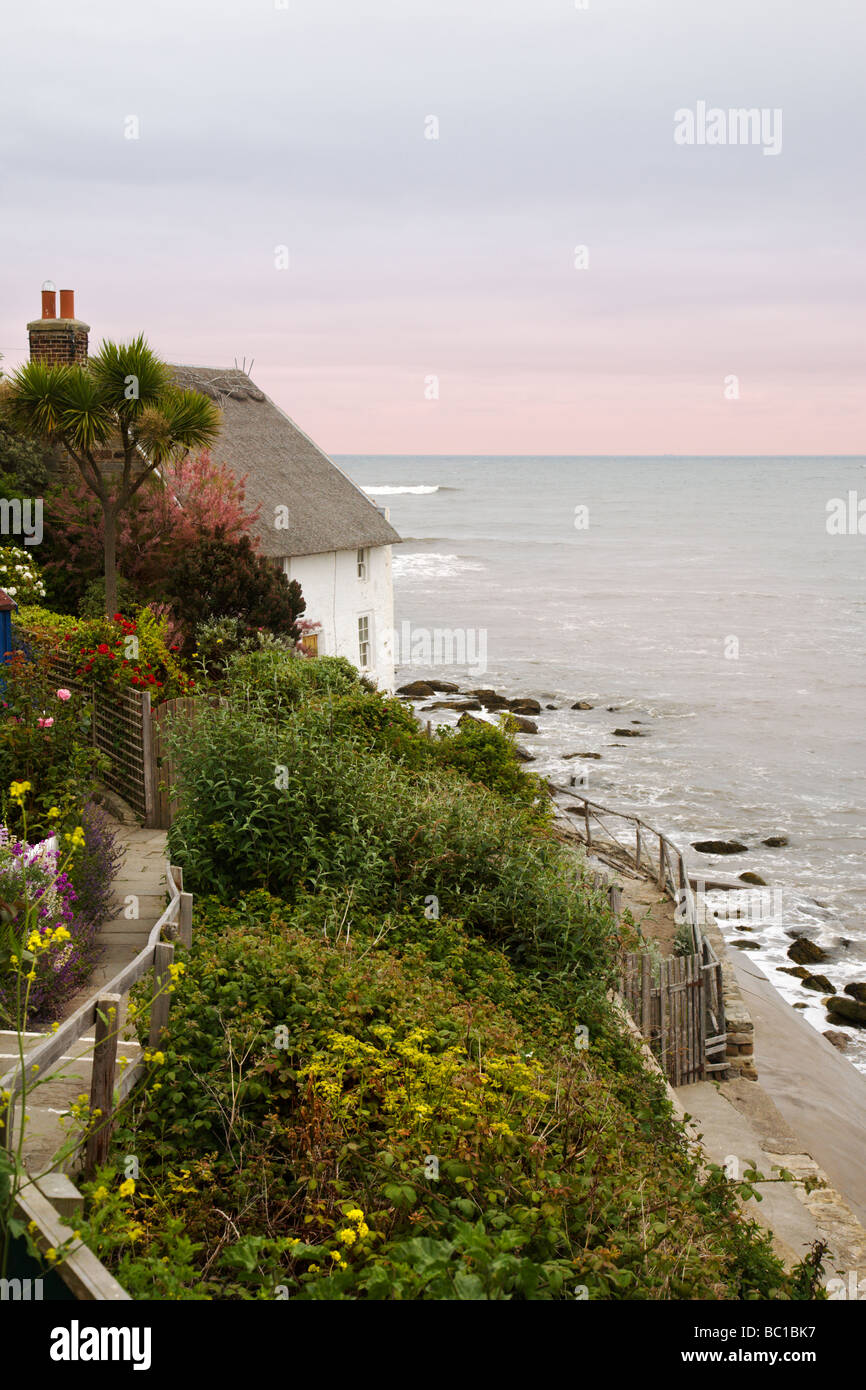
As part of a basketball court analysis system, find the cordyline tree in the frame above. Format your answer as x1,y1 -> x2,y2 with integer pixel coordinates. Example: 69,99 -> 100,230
3,337 -> 221,615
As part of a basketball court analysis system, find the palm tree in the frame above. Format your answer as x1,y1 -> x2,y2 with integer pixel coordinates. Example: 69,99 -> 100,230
3,337 -> 221,615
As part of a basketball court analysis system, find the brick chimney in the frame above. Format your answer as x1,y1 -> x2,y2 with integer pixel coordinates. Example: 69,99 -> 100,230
28,281 -> 90,365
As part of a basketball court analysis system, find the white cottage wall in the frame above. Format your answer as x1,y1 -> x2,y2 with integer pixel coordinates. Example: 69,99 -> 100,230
283,545 -> 395,692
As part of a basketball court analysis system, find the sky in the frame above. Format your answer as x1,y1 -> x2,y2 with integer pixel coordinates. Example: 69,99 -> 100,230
1,0 -> 864,455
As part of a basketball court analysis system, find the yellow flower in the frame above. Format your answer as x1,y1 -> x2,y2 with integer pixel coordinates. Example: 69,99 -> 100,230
336,1228 -> 357,1246
92,1186 -> 110,1202
9,780 -> 32,803
45,1247 -> 58,1263
345,1208 -> 364,1222
47,806 -> 61,819
357,1222 -> 369,1238
119,1178 -> 136,1198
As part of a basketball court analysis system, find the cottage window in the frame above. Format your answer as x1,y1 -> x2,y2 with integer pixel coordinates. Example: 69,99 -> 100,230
357,547 -> 368,580
358,614 -> 371,669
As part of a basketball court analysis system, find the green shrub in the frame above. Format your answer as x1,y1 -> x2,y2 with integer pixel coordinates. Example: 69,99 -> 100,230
166,702 -> 614,985
0,651 -> 108,837
77,576 -> 139,619
432,717 -> 550,823
225,650 -> 359,714
77,891 -> 811,1301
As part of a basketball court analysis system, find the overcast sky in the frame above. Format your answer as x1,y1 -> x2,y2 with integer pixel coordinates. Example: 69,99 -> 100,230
1,0 -> 863,454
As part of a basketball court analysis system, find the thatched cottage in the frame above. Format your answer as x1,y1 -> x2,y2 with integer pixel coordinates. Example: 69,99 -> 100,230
170,366 -> 401,691
26,286 -> 401,690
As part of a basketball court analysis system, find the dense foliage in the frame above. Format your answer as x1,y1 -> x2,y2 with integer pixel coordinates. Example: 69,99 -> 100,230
38,452 -> 261,617
13,606 -> 196,706
79,891 -> 809,1300
0,651 -> 107,839
68,654 -> 819,1300
166,529 -> 305,656
0,825 -> 108,1025
0,546 -> 46,606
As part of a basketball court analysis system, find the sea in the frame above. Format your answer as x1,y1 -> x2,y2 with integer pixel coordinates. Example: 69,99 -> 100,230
338,456 -> 866,1070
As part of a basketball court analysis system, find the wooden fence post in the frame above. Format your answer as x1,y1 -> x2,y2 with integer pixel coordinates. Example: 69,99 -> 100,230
607,883 -> 622,921
640,953 -> 652,1039
634,822 -> 642,870
85,993 -> 121,1177
584,803 -> 592,848
179,892 -> 193,949
141,690 -> 157,828
657,837 -> 666,889
149,942 -> 175,1047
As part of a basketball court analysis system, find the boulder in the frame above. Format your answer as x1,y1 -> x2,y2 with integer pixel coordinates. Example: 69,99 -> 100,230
467,689 -> 510,711
824,1030 -> 849,1052
826,996 -> 866,1028
457,713 -> 485,730
423,699 -> 482,712
792,1003 -> 808,1010
692,839 -> 748,855
738,871 -> 767,886
562,751 -> 602,760
762,835 -> 789,847
613,728 -> 644,738
787,937 -> 828,966
514,745 -> 535,762
545,704 -> 558,710
779,966 -> 810,979
397,680 -> 436,698
606,706 -> 621,712
800,974 -> 835,994
506,714 -> 538,734
844,982 -> 866,1003
572,701 -> 594,710
509,698 -> 542,715
429,680 -> 460,693
732,939 -> 762,950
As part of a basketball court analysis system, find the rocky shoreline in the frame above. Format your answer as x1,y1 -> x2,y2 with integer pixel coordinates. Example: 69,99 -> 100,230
396,676 -> 866,1050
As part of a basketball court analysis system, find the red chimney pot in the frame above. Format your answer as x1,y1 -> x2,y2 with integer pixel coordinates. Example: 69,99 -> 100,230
59,288 -> 75,319
41,288 -> 57,319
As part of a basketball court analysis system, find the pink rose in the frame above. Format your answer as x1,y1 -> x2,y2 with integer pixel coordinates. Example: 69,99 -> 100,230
38,717 -> 54,728
56,689 -> 71,701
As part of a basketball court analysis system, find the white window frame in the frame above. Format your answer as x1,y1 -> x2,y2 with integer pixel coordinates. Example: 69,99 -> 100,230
358,613 -> 371,669
357,547 -> 368,581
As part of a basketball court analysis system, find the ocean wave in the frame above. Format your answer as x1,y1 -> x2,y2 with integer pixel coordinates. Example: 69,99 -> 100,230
362,484 -> 441,495
392,552 -> 485,579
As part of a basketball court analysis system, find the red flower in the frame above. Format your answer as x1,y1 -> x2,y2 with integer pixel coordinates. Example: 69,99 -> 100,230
97,643 -> 110,655
113,612 -> 123,621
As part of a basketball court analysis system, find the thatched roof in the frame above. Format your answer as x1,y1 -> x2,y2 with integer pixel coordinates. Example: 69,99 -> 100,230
169,365 -> 400,558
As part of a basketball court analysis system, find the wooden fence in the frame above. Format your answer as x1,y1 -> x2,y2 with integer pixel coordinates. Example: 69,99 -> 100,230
621,944 -> 727,1085
555,787 -> 729,1083
151,696 -> 201,828
28,642 -> 200,828
0,862 -> 192,1299
48,652 -> 155,823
